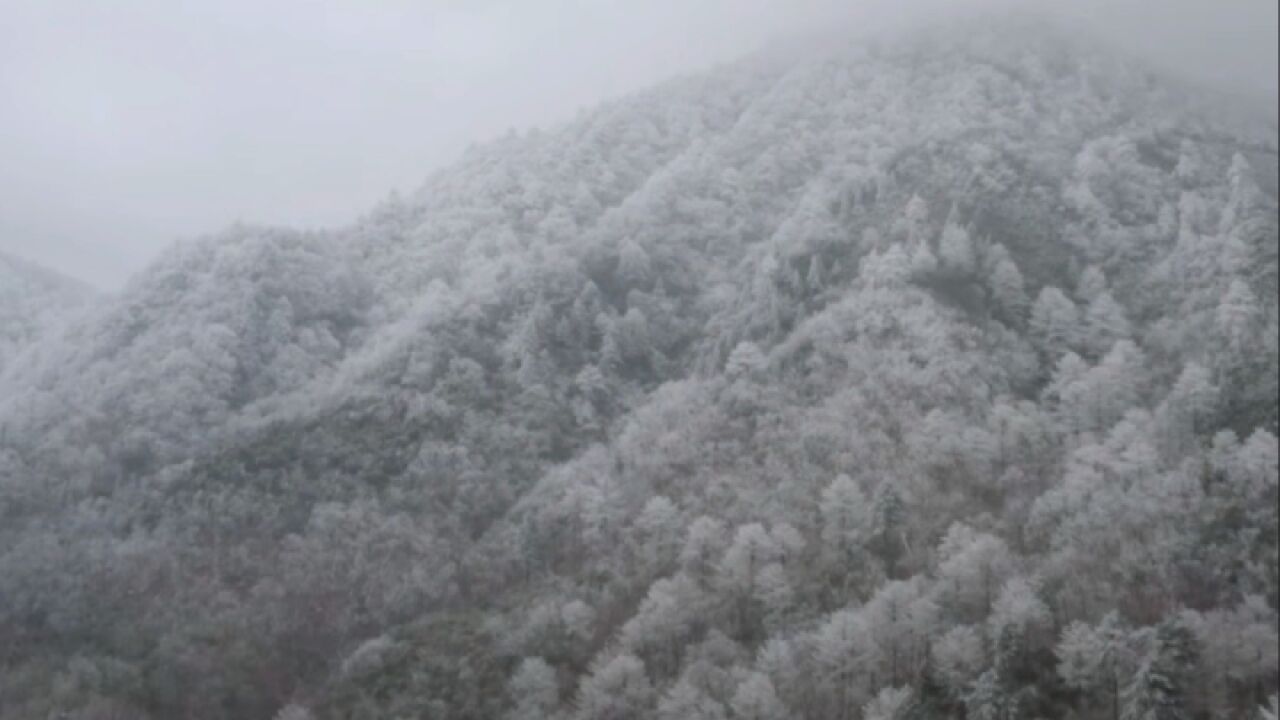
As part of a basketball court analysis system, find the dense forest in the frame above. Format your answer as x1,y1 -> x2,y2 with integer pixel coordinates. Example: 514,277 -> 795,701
1,15 -> 1277,720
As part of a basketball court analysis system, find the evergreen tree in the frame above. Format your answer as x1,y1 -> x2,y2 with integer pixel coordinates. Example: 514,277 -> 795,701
1121,619 -> 1198,720
1031,287 -> 1082,359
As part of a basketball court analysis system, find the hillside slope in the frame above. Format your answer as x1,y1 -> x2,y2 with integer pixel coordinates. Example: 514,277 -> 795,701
0,251 -> 95,376
1,15 -> 1276,720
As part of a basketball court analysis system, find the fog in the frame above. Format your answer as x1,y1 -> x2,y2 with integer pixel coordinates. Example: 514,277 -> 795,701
1,0 -> 1274,289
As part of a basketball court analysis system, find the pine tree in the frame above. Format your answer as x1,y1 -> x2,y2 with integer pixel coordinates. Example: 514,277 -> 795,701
990,257 -> 1029,324
1084,291 -> 1132,357
681,516 -> 728,588
813,608 -> 867,720
618,239 -> 653,290
1031,287 -> 1081,359
718,523 -> 781,642
1057,612 -> 1134,720
1121,619 -> 1198,720
821,475 -> 869,564
868,481 -> 907,578
905,194 -> 931,249
965,670 -> 1013,720
938,215 -> 976,277
1217,278 -> 1259,355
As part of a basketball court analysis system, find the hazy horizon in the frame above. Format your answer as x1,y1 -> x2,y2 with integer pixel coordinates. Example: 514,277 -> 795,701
2,0 -> 1275,290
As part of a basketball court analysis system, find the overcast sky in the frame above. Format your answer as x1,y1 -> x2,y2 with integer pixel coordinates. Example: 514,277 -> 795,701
1,0 -> 1275,289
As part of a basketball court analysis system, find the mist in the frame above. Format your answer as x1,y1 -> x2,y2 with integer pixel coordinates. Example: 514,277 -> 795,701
1,0 -> 1275,288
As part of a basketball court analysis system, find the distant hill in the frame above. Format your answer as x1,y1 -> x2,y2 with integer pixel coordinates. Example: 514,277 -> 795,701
0,250 -> 95,375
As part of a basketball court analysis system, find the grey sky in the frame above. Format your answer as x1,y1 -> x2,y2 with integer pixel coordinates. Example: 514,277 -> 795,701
1,0 -> 1275,289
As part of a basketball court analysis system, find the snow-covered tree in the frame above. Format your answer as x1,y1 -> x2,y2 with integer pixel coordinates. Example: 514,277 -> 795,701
508,657 -> 560,720
933,625 -> 986,697
938,216 -> 977,277
1120,618 -> 1197,720
862,686 -> 913,720
730,671 -> 789,720
681,515 -> 729,587
990,257 -> 1029,323
1058,613 -> 1135,720
1084,291 -> 1132,357
820,474 -> 870,586
575,654 -> 653,720
812,608 -> 868,720
657,679 -> 726,720
1031,286 -> 1081,359
726,341 -> 767,379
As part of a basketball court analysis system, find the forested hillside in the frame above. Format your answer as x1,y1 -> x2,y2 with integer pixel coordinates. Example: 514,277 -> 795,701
1,16 -> 1276,720
0,251 -> 95,376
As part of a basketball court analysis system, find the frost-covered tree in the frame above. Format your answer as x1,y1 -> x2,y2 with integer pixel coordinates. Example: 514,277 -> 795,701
990,257 -> 1029,324
1031,287 -> 1082,359
935,523 -> 1014,621
1192,596 -> 1279,714
657,679 -> 726,720
633,495 -> 682,577
868,481 -> 908,578
1058,613 -> 1135,720
1156,362 -> 1215,457
1217,278 -> 1260,355
273,704 -> 315,720
820,474 -> 871,592
1077,265 -> 1109,304
812,608 -> 868,720
681,516 -> 729,587
730,671 -> 789,720
508,657 -> 560,720
904,195 -> 931,249
965,670 -> 1016,720
1084,291 -> 1132,357
938,215 -> 976,277
574,654 -> 653,720
932,625 -> 986,698
718,523 -> 781,641
618,239 -> 654,290
726,340 -> 767,379
863,686 -> 913,720
862,578 -> 938,687
621,577 -> 698,676
989,576 -> 1049,643
1120,618 -> 1198,720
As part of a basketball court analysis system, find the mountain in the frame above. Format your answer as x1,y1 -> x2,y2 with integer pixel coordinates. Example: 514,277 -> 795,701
1,14 -> 1276,720
0,251 -> 96,376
